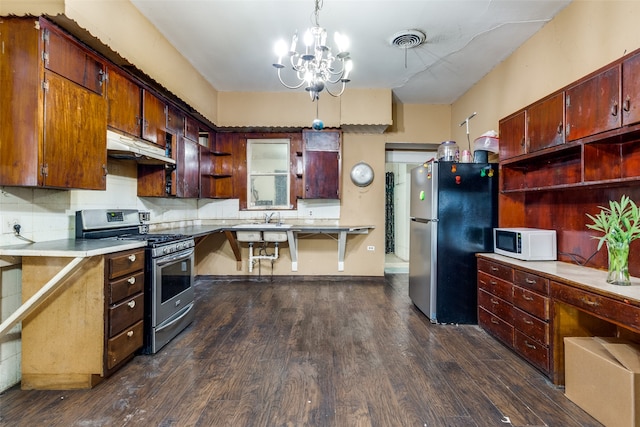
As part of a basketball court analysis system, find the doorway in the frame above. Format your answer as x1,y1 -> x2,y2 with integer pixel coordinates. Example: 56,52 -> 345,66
384,143 -> 437,274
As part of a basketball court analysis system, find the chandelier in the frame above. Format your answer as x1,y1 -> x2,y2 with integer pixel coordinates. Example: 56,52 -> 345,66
272,0 -> 352,101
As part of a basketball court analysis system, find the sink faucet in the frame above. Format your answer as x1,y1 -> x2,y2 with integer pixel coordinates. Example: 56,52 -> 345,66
263,212 -> 282,225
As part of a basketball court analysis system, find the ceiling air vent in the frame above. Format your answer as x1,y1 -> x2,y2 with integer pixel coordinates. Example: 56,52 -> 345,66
389,30 -> 426,49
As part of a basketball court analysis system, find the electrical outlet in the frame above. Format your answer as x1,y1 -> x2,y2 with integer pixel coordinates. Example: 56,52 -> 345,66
308,210 -> 313,217
367,245 -> 375,251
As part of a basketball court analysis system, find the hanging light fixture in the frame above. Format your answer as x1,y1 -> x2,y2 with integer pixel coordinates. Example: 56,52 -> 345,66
272,0 -> 352,102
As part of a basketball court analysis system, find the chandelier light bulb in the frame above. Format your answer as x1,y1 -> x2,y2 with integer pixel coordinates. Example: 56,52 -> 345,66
274,40 -> 288,67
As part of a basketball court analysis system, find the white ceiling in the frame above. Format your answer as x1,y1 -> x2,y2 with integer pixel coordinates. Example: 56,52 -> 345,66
130,0 -> 571,105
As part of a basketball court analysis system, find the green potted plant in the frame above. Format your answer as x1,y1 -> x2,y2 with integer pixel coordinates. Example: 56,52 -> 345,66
586,195 -> 640,286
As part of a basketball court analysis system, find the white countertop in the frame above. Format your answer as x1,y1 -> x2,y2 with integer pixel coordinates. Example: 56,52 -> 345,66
0,223 -> 375,259
0,239 -> 147,257
479,253 -> 640,303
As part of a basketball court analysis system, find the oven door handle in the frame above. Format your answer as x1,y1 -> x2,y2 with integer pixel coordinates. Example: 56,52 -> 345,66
155,303 -> 194,333
155,248 -> 194,267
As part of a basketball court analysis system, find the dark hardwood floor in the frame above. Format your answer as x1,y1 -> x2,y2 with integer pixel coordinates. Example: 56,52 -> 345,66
0,274 -> 601,427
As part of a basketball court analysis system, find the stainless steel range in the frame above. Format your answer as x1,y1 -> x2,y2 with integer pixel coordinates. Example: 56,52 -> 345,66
76,209 -> 195,354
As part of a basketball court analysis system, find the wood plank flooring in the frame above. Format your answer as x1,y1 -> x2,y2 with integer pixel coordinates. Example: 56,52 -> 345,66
0,274 -> 602,426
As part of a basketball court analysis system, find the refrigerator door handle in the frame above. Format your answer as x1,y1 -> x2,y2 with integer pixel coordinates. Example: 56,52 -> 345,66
411,218 -> 438,223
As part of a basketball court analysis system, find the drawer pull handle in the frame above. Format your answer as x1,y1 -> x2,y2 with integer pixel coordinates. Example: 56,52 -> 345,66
127,277 -> 136,285
522,294 -> 534,301
491,318 -> 500,324
523,318 -> 534,325
524,340 -> 537,350
127,330 -> 134,338
128,254 -> 136,262
490,280 -> 498,286
525,278 -> 537,284
127,300 -> 136,309
580,297 -> 600,307
490,298 -> 500,305
490,266 -> 499,271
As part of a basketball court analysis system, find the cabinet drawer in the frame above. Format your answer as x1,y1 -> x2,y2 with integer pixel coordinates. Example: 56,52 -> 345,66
551,281 -> 640,332
513,285 -> 549,320
514,270 -> 549,295
478,271 -> 513,303
479,307 -> 514,346
477,258 -> 513,282
107,320 -> 143,370
513,307 -> 549,346
108,250 -> 145,279
109,293 -> 144,337
514,330 -> 549,373
109,271 -> 144,304
478,289 -> 513,320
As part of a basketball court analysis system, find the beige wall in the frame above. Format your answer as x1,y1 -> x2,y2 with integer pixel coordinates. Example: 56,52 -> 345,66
385,103 -> 451,143
450,0 -> 640,145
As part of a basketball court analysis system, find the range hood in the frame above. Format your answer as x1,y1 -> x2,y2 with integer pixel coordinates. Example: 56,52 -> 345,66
106,130 -> 176,165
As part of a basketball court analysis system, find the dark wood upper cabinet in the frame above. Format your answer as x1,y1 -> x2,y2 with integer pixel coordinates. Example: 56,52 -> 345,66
43,20 -> 105,95
176,137 -> 200,198
302,130 -> 341,199
0,17 -> 107,190
43,72 -> 107,189
106,67 -> 141,136
622,52 -> 640,126
166,105 -> 184,134
184,116 -> 200,142
200,132 -> 235,199
141,89 -> 167,147
527,92 -> 565,153
498,111 -> 526,160
565,65 -> 621,141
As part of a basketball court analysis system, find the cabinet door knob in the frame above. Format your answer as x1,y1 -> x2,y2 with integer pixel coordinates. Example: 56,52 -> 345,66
127,276 -> 136,285
128,254 -> 136,262
623,95 -> 631,112
611,101 -> 619,116
556,122 -> 563,135
127,330 -> 134,338
127,300 -> 136,309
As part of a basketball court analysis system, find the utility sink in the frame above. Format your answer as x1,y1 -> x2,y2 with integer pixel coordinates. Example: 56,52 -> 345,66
232,223 -> 291,242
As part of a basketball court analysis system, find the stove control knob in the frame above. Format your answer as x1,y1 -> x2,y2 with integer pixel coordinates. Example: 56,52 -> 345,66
163,247 -> 170,255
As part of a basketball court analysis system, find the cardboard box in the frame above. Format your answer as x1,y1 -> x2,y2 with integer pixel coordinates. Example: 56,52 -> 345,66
564,337 -> 640,427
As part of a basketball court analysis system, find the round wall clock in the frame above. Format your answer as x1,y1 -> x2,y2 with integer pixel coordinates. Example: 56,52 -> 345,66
350,162 -> 374,187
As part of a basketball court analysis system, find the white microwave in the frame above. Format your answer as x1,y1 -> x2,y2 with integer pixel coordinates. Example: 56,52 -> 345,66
494,228 -> 557,261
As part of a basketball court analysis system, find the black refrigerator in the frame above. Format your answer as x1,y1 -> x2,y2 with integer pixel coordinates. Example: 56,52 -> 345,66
408,161 -> 499,324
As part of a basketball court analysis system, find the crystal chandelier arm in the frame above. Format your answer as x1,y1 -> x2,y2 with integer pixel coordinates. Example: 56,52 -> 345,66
275,67 -> 308,90
324,80 -> 347,97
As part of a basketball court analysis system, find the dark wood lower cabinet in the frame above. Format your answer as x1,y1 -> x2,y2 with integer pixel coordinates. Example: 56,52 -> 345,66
478,257 -> 551,378
476,254 -> 640,386
20,249 -> 144,390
